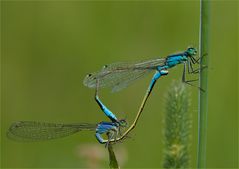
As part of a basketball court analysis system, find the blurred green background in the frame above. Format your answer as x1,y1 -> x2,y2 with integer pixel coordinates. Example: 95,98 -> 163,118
1,1 -> 238,168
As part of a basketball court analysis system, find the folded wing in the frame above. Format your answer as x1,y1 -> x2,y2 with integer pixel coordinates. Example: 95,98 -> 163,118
83,58 -> 165,92
7,121 -> 96,141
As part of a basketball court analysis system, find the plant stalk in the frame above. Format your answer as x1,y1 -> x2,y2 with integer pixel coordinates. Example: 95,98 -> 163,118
197,0 -> 210,168
108,144 -> 119,169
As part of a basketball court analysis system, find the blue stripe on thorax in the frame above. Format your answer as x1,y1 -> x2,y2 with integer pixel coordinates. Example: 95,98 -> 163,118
166,53 -> 187,67
96,122 -> 118,134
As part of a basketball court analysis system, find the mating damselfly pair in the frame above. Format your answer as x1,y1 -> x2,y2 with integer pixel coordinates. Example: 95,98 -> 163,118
7,47 -> 201,145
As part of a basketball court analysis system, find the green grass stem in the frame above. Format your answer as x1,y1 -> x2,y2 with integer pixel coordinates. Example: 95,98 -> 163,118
108,144 -> 119,169
197,0 -> 210,168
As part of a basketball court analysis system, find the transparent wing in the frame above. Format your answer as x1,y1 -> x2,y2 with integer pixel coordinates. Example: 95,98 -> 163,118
7,121 -> 97,141
83,57 -> 165,92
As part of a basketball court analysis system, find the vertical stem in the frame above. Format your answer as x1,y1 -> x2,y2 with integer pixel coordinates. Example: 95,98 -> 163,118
108,144 -> 119,169
197,0 -> 210,168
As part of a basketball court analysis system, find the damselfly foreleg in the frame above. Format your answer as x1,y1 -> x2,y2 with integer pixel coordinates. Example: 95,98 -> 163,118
182,62 -> 205,92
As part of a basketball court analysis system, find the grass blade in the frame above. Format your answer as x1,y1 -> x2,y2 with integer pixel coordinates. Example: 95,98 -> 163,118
197,0 -> 210,168
108,144 -> 119,169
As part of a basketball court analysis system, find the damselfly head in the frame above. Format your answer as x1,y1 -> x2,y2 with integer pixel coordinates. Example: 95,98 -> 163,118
186,47 -> 197,57
118,119 -> 128,127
